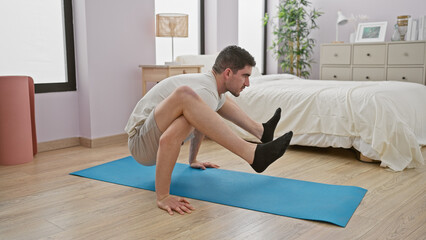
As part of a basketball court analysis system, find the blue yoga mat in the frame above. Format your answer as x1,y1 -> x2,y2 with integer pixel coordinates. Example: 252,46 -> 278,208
70,156 -> 367,227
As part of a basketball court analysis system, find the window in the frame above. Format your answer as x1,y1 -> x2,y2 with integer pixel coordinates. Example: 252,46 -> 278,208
0,0 -> 76,93
155,0 -> 202,64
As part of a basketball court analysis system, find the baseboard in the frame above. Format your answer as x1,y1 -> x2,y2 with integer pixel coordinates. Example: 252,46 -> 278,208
80,134 -> 128,148
37,134 -> 128,152
38,137 -> 81,152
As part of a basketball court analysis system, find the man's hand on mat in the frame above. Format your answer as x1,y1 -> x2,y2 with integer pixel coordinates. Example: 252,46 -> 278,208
190,161 -> 220,170
157,195 -> 194,215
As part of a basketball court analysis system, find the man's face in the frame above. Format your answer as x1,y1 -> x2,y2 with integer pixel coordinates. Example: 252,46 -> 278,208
225,65 -> 252,97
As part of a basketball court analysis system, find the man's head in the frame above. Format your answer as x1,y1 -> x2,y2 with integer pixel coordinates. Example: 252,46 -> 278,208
213,46 -> 256,97
212,45 -> 256,74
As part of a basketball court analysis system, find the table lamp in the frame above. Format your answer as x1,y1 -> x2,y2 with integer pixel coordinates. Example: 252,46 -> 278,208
335,11 -> 348,43
156,13 -> 188,64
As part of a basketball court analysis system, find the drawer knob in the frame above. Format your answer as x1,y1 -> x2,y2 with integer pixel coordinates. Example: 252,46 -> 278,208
183,70 -> 187,74
333,75 -> 337,78
366,53 -> 371,57
402,76 -> 406,80
404,53 -> 409,57
366,76 -> 370,80
334,53 -> 338,57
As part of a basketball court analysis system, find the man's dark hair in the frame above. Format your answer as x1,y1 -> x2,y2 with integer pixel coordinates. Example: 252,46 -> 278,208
212,45 -> 256,74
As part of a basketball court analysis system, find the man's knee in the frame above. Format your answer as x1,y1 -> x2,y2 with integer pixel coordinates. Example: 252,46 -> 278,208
158,118 -> 193,147
158,131 -> 182,148
174,86 -> 201,101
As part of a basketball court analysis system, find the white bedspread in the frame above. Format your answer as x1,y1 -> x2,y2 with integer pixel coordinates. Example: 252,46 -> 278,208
226,74 -> 426,171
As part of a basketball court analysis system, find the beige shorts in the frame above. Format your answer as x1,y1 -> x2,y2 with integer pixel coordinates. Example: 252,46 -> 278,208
128,110 -> 162,166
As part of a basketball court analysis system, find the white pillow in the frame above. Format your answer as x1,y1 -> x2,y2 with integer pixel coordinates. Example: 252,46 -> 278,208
251,66 -> 262,77
175,54 -> 217,73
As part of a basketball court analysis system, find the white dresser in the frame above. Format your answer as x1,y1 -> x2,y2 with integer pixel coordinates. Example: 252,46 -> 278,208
320,41 -> 426,85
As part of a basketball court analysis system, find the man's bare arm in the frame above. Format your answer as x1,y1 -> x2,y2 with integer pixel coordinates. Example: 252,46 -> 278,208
217,96 -> 263,140
189,129 -> 204,165
189,129 -> 220,169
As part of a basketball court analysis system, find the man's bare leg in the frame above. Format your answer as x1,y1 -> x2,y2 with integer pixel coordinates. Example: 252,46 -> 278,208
155,86 -> 256,163
217,96 -> 281,143
155,86 -> 291,169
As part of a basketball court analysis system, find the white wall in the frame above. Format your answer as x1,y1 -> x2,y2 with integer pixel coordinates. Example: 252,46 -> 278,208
204,0 -> 238,54
204,0 -> 217,54
266,0 -> 280,74
238,0 -> 264,73
35,0 -> 155,142
217,0 -> 238,51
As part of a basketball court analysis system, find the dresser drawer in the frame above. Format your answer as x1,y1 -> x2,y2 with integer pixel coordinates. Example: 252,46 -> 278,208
142,68 -> 168,82
169,67 -> 200,76
387,67 -> 424,84
140,64 -> 203,95
353,45 -> 386,65
388,43 -> 425,65
321,67 -> 352,80
320,45 -> 351,64
353,68 -> 385,81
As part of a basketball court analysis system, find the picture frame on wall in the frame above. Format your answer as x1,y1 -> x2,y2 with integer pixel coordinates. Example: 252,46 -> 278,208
355,21 -> 388,42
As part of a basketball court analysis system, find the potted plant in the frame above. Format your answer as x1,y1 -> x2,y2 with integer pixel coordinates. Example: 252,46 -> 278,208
264,0 -> 322,78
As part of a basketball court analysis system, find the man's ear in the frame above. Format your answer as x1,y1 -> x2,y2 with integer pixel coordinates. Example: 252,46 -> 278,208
223,68 -> 232,79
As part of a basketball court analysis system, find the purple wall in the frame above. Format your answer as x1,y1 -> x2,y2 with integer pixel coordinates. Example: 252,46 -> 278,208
35,0 -> 426,143
35,0 -> 155,142
264,0 -> 426,78
308,0 -> 426,78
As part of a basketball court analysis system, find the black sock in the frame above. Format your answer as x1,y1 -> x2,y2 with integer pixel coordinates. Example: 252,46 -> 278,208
251,131 -> 293,173
261,108 -> 282,143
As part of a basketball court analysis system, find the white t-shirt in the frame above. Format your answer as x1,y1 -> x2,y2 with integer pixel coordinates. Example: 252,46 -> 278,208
125,71 -> 226,137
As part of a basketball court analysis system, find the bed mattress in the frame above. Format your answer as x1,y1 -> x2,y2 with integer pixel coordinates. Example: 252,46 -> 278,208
226,74 -> 426,171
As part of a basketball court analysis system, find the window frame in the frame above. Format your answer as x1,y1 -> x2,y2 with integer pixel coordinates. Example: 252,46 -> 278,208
35,0 -> 76,94
262,0 -> 267,75
200,0 -> 205,54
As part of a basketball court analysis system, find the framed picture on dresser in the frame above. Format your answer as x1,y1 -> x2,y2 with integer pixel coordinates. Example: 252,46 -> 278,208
355,21 -> 387,42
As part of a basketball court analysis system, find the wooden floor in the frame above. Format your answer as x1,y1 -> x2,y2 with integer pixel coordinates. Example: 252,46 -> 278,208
1,140 -> 425,240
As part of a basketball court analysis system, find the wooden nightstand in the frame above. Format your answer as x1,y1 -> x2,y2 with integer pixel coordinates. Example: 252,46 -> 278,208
139,65 -> 203,95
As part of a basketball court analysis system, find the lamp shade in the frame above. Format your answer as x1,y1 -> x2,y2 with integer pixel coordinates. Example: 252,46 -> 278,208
156,13 -> 188,38
335,11 -> 348,42
337,11 -> 348,25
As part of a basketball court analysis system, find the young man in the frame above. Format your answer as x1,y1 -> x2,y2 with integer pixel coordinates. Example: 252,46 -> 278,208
125,45 -> 293,215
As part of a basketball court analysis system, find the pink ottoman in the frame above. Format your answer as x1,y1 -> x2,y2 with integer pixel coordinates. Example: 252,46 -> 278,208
0,76 -> 37,165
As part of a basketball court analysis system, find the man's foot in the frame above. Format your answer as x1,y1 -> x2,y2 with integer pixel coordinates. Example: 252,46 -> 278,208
261,108 -> 282,143
251,131 -> 293,173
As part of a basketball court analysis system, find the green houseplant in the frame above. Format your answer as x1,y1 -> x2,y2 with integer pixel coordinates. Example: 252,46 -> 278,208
264,0 -> 322,78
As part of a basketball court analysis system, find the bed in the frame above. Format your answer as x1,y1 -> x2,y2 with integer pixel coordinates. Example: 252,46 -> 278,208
176,55 -> 426,171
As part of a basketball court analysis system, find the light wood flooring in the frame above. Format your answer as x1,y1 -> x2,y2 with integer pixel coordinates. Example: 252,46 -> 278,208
1,140 -> 425,240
